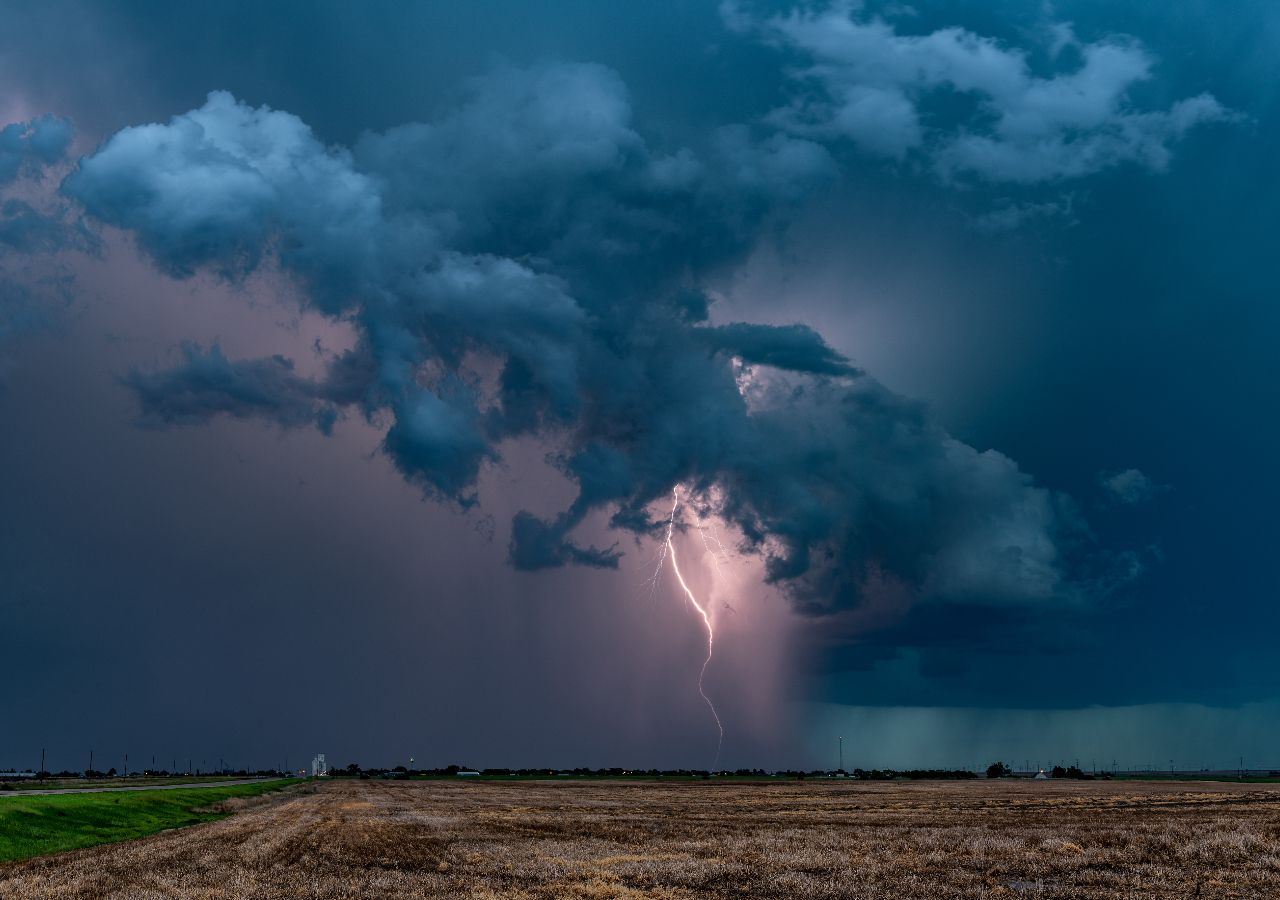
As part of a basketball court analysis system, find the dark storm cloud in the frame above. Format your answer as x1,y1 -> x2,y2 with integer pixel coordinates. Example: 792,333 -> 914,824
719,376 -> 1079,610
0,198 -> 99,255
0,114 -> 93,308
0,113 -> 98,377
0,0 -> 1271,767
694,322 -> 858,376
509,511 -> 622,571
60,66 -> 1096,618
726,3 -> 1236,183
0,115 -> 73,184
0,115 -> 93,277
121,342 -> 345,433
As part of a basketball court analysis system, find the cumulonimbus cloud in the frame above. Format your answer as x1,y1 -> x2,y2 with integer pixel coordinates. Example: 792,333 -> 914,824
60,65 -> 1109,615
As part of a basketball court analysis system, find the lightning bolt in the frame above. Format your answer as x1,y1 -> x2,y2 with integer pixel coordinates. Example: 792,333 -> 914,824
662,484 -> 724,768
697,520 -> 733,576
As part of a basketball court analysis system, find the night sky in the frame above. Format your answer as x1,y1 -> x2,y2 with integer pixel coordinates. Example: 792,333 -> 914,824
1,0 -> 1277,775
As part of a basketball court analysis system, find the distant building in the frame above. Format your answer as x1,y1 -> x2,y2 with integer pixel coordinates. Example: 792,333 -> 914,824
456,771 -> 481,777
1034,769 -> 1048,780
311,754 -> 328,777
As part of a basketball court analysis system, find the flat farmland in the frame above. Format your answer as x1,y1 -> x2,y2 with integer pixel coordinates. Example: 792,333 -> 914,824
3,778 -> 1280,898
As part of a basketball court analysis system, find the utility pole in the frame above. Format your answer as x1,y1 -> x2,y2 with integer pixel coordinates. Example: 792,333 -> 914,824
89,749 -> 93,778
125,753 -> 128,777
40,748 -> 45,783
838,736 -> 844,773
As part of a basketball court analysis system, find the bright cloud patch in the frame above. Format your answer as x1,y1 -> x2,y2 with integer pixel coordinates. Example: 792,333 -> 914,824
729,4 -> 1236,182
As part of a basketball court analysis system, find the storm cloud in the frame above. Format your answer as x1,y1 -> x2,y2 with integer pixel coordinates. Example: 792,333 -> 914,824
0,0 -> 1271,771
59,65 -> 1094,617
0,115 -> 73,185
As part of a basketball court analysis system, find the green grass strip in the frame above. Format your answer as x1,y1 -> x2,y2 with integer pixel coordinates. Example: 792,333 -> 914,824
0,779 -> 299,863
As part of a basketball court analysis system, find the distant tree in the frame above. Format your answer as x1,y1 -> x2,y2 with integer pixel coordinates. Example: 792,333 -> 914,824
107,767 -> 117,777
392,765 -> 407,773
1051,765 -> 1067,779
345,762 -> 360,774
986,762 -> 1012,779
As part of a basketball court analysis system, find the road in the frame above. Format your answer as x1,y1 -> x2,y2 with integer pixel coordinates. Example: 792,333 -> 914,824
0,777 -> 280,797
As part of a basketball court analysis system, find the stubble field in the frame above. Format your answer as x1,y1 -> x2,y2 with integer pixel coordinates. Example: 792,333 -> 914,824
2,778 -> 1279,898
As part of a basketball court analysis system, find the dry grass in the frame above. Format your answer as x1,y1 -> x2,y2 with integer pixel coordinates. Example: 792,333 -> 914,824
3,778 -> 1280,898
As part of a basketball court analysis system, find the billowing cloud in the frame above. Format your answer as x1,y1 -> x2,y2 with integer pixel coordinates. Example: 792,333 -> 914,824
63,91 -> 389,308
729,4 -> 1235,183
63,65 -> 1103,617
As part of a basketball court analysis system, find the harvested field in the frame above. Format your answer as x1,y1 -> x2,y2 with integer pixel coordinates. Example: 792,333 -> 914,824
2,778 -> 1280,898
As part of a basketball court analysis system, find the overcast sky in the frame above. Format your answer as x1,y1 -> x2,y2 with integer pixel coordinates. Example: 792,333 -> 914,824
1,0 -> 1276,774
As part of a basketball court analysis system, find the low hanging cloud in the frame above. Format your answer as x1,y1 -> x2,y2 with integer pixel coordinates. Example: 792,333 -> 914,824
727,3 -> 1236,183
61,64 -> 1110,616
